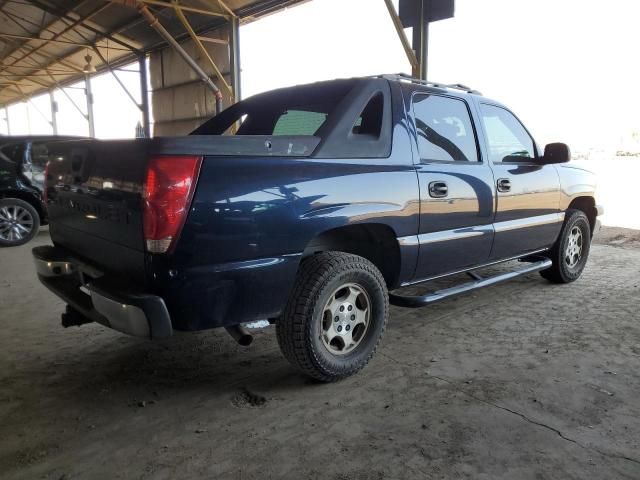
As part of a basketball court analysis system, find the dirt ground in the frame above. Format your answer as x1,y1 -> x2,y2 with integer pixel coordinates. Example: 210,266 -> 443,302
1,227 -> 639,480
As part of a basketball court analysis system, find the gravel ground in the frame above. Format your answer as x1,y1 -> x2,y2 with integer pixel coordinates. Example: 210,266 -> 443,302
1,227 -> 639,479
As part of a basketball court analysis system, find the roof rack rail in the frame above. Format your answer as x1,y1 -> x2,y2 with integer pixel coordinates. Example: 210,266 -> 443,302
377,73 -> 482,95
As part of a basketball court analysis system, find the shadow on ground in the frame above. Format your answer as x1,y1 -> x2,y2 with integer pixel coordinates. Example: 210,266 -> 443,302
1,228 -> 639,479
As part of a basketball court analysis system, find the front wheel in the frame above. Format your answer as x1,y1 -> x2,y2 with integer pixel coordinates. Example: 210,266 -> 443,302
0,198 -> 40,247
540,209 -> 591,283
276,252 -> 389,382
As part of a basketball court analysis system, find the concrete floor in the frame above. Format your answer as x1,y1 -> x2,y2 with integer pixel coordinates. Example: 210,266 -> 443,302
1,228 -> 639,479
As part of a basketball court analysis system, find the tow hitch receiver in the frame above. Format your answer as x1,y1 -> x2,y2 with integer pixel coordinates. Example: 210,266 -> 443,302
61,305 -> 94,328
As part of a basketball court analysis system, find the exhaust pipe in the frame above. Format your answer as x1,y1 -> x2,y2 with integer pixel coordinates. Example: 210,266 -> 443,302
225,325 -> 253,346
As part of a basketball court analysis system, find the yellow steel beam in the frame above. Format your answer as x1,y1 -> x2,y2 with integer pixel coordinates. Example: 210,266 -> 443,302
172,1 -> 234,100
383,0 -> 420,76
140,0 -> 229,18
0,33 -> 131,51
197,35 -> 229,45
216,0 -> 236,18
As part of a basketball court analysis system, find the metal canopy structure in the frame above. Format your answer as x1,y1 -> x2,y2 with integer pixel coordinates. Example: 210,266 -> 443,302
385,0 -> 454,79
0,0 -> 454,137
0,0 -> 306,107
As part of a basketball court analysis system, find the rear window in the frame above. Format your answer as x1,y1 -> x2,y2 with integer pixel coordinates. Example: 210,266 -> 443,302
272,109 -> 328,135
192,80 -> 357,137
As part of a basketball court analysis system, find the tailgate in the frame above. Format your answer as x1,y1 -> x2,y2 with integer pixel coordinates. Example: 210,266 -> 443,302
45,139 -> 149,276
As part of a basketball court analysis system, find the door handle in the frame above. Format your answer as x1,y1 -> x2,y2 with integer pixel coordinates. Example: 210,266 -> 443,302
428,181 -> 448,198
497,178 -> 511,193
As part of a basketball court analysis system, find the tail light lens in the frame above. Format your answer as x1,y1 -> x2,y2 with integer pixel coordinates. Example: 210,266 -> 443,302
143,155 -> 202,254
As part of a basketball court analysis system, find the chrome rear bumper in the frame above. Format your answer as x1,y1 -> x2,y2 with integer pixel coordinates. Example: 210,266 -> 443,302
32,245 -> 172,339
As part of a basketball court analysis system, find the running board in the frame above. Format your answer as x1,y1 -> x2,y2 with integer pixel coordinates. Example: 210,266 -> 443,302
389,258 -> 552,308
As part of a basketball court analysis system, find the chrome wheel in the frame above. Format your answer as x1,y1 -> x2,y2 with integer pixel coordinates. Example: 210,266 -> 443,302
321,283 -> 370,355
0,204 -> 34,243
565,226 -> 583,268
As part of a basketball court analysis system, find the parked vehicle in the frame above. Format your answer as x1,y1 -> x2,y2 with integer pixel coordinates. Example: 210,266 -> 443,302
0,135 -> 79,246
33,75 -> 602,381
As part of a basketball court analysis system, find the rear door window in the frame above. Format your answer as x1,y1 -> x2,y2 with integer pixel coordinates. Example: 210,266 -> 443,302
412,94 -> 479,163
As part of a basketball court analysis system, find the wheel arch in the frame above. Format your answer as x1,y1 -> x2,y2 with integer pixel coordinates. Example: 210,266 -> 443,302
302,223 -> 402,290
567,196 -> 596,236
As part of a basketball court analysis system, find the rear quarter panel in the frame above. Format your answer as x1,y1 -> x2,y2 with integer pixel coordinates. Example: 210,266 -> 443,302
155,124 -> 420,330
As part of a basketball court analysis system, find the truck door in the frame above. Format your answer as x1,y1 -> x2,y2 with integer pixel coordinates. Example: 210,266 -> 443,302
478,103 -> 562,260
411,93 -> 495,281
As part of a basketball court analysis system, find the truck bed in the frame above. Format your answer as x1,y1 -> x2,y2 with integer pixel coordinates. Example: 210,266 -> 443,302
45,135 -> 320,283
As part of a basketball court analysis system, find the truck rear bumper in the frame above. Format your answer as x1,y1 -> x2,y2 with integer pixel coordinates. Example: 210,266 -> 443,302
32,245 -> 172,339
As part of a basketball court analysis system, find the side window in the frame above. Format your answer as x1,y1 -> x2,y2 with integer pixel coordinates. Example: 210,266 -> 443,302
29,142 -> 49,189
273,109 -> 327,135
480,104 -> 535,163
413,94 -> 479,162
352,92 -> 383,138
0,143 -> 25,164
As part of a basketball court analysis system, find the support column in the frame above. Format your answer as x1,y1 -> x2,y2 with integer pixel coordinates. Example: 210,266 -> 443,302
138,54 -> 151,137
413,0 -> 430,80
26,101 -> 32,134
3,107 -> 9,135
229,16 -> 241,103
49,91 -> 58,135
85,74 -> 95,137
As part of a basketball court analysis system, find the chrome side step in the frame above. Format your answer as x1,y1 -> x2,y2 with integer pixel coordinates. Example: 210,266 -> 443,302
389,258 -> 552,308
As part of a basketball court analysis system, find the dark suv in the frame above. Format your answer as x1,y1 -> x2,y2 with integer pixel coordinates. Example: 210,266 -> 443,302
0,136 -> 79,246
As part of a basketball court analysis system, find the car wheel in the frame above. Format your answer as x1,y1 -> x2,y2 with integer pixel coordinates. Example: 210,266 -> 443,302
276,251 -> 389,382
540,209 -> 591,283
0,198 -> 40,247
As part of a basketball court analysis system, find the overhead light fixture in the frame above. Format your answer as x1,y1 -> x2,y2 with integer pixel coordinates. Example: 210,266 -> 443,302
82,54 -> 96,74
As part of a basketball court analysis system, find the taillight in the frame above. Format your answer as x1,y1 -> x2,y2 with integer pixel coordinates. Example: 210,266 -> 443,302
143,155 -> 202,254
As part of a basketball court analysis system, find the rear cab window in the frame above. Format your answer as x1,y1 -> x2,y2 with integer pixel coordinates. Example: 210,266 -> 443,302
193,80 -> 356,137
191,78 -> 393,159
272,109 -> 328,135
412,94 -> 479,163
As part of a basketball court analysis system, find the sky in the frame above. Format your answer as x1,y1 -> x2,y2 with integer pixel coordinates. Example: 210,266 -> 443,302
240,0 -> 640,151
2,0 -> 639,152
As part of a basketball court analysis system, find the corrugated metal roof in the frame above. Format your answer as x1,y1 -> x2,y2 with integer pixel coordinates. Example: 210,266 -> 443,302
0,0 -> 307,106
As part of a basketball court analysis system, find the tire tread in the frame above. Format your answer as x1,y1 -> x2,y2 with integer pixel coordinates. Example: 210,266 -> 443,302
276,252 -> 388,382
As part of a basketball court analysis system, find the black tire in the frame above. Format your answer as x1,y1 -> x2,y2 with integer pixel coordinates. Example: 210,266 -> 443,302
0,198 -> 40,247
276,252 -> 389,382
540,209 -> 591,283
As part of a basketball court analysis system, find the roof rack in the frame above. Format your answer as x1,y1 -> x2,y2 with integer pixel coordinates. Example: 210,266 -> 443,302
378,73 -> 482,95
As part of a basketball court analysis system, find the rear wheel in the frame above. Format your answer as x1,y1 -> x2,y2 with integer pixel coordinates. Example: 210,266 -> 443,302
276,252 -> 388,382
0,198 -> 40,247
540,209 -> 591,283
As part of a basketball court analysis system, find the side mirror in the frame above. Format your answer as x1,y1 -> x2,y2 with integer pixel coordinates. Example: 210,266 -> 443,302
541,142 -> 571,164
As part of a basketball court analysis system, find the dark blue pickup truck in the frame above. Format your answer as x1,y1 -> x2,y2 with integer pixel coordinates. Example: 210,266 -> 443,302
33,75 -> 602,381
